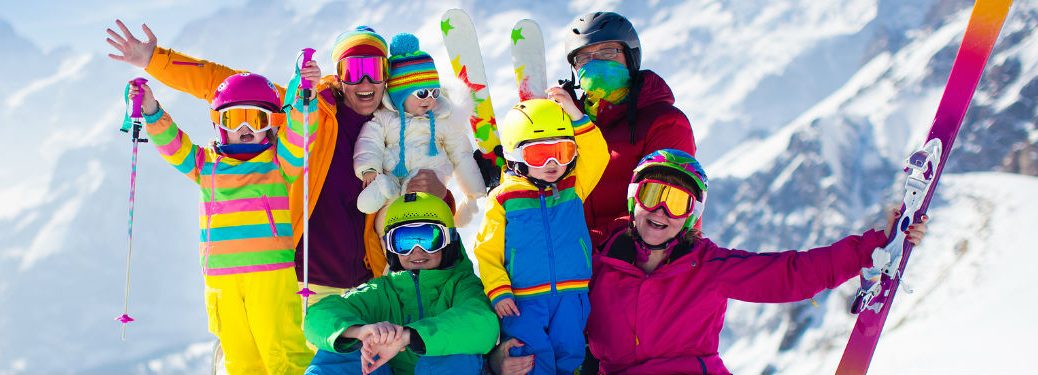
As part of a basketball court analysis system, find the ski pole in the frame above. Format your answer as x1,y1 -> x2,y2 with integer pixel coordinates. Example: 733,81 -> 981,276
295,48 -> 317,309
117,77 -> 148,340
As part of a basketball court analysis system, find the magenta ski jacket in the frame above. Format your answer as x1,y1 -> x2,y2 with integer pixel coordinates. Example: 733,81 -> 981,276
587,223 -> 887,374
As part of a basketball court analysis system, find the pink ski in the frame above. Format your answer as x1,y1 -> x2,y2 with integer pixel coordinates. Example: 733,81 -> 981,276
837,1 -> 1013,373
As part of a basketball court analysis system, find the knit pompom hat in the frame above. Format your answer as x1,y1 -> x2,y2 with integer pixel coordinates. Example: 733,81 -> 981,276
331,26 -> 388,62
386,33 -> 441,109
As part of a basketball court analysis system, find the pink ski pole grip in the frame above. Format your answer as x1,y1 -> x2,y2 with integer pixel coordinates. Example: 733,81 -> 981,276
129,77 -> 148,118
298,48 -> 316,90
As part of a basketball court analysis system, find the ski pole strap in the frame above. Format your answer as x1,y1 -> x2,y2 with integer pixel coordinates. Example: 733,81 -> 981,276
282,73 -> 302,112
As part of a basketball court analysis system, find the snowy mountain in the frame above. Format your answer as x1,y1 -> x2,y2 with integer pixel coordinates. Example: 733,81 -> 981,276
0,0 -> 1034,373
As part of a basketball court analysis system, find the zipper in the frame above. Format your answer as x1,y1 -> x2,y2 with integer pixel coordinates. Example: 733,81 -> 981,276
203,156 -> 223,274
261,195 -> 279,237
410,271 -> 425,319
507,248 -> 516,275
579,238 -> 591,270
172,60 -> 204,67
538,189 -> 557,293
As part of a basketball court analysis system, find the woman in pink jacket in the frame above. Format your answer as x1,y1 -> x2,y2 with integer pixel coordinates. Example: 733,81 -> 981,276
586,149 -> 927,374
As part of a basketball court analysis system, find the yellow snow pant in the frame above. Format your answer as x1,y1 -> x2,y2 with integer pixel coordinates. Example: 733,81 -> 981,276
204,267 -> 314,375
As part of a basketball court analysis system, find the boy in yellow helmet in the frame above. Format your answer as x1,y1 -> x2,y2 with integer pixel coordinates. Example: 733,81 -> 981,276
473,88 -> 608,375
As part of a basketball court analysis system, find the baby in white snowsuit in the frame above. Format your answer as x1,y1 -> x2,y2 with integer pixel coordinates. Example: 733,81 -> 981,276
354,33 -> 486,229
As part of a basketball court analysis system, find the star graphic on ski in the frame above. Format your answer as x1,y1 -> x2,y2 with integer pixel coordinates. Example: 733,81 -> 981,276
440,18 -> 455,36
511,26 -> 525,45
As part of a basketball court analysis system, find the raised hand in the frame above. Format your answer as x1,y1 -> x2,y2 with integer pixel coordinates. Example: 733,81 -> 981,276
546,86 -> 583,119
106,19 -> 157,68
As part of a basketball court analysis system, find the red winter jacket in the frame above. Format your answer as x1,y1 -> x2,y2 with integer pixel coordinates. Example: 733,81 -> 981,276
582,70 -> 696,248
587,223 -> 886,374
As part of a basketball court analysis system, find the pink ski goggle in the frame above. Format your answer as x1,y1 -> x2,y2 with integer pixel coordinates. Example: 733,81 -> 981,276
336,56 -> 388,85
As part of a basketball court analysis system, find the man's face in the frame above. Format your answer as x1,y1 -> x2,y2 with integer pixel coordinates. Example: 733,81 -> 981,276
572,41 -> 627,70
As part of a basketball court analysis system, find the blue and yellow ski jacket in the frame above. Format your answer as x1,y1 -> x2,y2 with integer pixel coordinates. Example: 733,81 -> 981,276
474,118 -> 608,305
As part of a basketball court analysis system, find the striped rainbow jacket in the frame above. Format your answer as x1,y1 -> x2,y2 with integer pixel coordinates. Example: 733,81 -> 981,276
143,102 -> 314,276
474,118 -> 608,305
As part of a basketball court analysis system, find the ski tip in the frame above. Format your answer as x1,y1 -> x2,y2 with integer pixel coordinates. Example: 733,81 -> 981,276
115,314 -> 135,324
297,288 -> 316,297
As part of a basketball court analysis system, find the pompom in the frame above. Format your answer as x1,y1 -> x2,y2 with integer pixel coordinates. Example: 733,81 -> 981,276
390,33 -> 420,56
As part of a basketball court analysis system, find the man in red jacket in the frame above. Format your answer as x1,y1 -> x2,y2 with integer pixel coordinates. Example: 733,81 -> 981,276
563,11 -> 698,248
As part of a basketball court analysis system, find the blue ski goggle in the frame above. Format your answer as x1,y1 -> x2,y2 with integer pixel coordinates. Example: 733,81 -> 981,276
384,222 -> 455,256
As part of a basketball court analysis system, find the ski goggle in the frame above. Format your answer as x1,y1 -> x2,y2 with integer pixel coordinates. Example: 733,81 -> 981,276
630,179 -> 698,218
413,88 -> 440,100
384,222 -> 454,256
507,139 -> 577,168
336,56 -> 389,85
209,105 -> 273,132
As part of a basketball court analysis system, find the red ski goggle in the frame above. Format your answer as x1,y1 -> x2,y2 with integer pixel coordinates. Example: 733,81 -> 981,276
631,179 -> 698,218
508,139 -> 577,168
336,56 -> 388,85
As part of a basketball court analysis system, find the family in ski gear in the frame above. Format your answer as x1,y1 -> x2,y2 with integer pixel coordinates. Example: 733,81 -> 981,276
305,193 -> 497,375
129,76 -> 314,374
354,33 -> 486,230
106,7 -> 934,375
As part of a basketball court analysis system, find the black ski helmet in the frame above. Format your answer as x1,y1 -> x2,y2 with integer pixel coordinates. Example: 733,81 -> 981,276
565,12 -> 642,71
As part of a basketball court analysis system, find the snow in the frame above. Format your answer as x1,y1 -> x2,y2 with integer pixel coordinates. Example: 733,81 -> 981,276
867,173 -> 1038,374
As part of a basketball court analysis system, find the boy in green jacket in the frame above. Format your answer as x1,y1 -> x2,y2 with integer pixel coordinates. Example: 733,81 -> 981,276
304,193 -> 499,375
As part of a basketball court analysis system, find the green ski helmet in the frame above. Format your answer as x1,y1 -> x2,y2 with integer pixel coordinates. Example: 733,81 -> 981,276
382,192 -> 459,271
384,192 -> 455,230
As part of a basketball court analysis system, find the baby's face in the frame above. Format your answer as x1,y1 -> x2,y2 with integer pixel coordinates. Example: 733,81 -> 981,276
403,92 -> 439,116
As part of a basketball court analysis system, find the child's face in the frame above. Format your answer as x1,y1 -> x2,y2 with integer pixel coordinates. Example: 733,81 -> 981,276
522,137 -> 573,183
526,160 -> 566,183
398,250 -> 443,270
403,92 -> 439,116
633,204 -> 686,246
224,126 -> 268,145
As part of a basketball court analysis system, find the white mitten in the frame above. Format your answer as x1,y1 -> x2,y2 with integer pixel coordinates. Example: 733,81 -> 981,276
357,174 -> 401,213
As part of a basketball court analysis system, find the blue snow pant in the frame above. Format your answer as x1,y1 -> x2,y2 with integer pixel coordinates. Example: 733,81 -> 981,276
305,349 -> 484,375
500,292 -> 590,375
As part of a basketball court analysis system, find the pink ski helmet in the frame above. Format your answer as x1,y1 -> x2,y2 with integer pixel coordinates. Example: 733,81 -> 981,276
209,73 -> 284,143
211,72 -> 283,112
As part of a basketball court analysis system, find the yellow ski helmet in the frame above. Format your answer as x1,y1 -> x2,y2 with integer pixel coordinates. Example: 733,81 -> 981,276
499,99 -> 574,160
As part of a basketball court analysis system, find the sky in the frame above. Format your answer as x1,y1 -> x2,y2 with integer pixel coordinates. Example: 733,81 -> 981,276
1,0 -> 333,54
